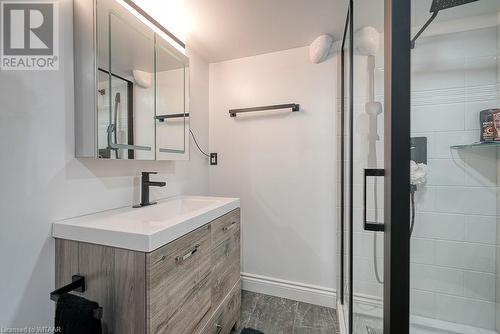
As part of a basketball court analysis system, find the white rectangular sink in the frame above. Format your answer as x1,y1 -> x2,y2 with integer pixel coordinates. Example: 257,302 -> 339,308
52,196 -> 240,252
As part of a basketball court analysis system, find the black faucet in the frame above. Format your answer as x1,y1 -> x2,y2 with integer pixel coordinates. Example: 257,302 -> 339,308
134,172 -> 166,208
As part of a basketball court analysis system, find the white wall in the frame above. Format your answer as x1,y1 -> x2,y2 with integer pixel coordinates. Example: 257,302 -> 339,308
208,46 -> 337,306
0,0 -> 210,327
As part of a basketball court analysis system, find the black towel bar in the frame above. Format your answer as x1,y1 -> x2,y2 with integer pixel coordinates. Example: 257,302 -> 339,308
229,103 -> 299,117
50,275 -> 103,319
155,113 -> 189,122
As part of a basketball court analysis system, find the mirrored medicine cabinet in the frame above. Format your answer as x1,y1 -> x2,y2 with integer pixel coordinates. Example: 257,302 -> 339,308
74,0 -> 189,160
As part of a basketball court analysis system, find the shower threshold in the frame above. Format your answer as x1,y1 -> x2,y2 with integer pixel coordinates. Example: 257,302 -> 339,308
352,313 -> 498,334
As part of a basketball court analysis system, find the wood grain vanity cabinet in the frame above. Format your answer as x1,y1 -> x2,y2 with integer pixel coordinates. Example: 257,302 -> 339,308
55,209 -> 241,334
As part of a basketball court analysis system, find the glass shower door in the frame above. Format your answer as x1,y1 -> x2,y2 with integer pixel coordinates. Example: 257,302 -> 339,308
351,0 -> 387,331
339,1 -> 500,333
339,0 -> 389,332
338,7 -> 352,332
339,0 -> 412,333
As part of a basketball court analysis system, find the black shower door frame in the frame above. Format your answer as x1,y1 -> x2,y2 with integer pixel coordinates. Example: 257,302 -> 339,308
338,0 -> 411,333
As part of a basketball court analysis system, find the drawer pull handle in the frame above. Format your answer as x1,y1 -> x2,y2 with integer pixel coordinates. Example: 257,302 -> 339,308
215,324 -> 223,334
175,244 -> 200,264
222,221 -> 238,232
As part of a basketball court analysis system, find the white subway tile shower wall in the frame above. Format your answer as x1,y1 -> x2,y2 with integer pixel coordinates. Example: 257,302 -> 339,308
496,14 -> 500,333
410,24 -> 499,330
350,22 -> 500,331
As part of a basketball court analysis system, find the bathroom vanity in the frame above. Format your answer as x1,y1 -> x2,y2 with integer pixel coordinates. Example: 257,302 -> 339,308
52,196 -> 241,334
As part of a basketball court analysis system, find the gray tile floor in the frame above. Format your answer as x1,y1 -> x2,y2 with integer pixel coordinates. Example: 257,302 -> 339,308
233,291 -> 340,334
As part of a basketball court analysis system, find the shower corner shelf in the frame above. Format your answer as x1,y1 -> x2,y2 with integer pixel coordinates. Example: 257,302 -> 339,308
451,141 -> 500,149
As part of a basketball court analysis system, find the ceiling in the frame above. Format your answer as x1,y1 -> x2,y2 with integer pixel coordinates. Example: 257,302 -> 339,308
183,0 -> 348,63
134,0 -> 500,63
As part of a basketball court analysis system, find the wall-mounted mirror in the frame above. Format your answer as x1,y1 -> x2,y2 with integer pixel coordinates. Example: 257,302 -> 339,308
74,0 -> 189,160
155,37 -> 189,160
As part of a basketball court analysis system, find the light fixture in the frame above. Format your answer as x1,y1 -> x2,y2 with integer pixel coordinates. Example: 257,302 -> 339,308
115,0 -> 186,54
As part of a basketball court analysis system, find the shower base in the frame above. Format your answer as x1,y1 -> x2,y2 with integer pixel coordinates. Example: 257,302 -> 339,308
352,313 -> 498,334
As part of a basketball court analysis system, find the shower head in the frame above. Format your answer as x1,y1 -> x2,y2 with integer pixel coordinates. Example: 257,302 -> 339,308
309,34 -> 334,64
430,0 -> 479,13
412,0 -> 479,49
355,27 -> 380,56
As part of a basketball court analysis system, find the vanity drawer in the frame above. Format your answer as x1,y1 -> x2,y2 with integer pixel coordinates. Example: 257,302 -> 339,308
147,224 -> 211,334
211,230 -> 240,308
158,275 -> 211,334
200,281 -> 241,334
211,208 -> 240,248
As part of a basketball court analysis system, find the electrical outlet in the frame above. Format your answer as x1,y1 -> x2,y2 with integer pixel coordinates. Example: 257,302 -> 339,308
210,153 -> 218,165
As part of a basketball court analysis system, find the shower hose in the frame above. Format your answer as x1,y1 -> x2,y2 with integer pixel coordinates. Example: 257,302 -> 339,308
373,185 -> 416,285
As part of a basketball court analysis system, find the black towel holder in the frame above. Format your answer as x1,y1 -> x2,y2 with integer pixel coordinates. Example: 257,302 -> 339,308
50,275 -> 103,319
229,103 -> 300,117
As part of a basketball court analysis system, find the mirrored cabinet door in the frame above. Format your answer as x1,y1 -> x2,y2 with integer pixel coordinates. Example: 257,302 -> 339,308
74,0 -> 190,161
155,37 -> 190,160
96,0 -> 155,160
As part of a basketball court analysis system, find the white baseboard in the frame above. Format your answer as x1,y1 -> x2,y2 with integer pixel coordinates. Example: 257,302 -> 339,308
240,272 -> 336,308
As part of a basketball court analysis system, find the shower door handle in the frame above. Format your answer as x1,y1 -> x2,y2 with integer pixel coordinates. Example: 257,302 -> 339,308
364,168 -> 385,232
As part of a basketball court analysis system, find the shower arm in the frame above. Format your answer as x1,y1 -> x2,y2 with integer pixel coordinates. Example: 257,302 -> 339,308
410,11 -> 439,49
